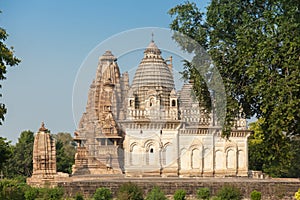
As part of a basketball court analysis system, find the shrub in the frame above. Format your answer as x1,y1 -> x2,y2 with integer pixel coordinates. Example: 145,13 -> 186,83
24,187 -> 39,200
117,182 -> 143,200
196,187 -> 210,200
145,186 -> 167,200
295,188 -> 300,200
174,189 -> 186,200
75,192 -> 84,200
216,185 -> 242,200
0,179 -> 28,200
94,187 -> 112,200
44,187 -> 64,200
250,190 -> 261,200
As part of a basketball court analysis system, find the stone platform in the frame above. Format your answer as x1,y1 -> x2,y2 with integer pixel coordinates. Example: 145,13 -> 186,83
57,176 -> 300,200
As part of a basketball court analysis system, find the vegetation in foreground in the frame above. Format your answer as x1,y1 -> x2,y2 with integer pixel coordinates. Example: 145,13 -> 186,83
0,179 -> 295,200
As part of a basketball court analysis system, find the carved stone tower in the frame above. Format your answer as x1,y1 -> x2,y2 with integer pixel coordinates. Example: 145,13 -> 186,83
73,51 -> 124,175
32,122 -> 57,178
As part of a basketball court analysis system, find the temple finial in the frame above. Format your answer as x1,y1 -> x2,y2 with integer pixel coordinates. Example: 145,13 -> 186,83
39,121 -> 48,132
151,32 -> 154,42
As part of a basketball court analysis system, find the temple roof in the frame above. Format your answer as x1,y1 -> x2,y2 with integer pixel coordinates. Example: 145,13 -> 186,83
131,40 -> 175,90
144,40 -> 161,55
99,50 -> 116,62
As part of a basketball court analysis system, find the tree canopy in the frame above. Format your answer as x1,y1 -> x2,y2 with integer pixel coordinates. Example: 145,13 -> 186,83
52,132 -> 76,174
169,0 -> 300,138
0,137 -> 11,172
0,11 -> 20,125
5,130 -> 34,178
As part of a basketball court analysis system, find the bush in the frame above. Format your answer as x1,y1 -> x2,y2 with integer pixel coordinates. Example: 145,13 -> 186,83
250,190 -> 261,200
75,192 -> 84,200
196,187 -> 210,200
24,187 -> 39,200
94,187 -> 112,200
216,185 -> 242,200
43,187 -> 64,200
0,179 -> 28,200
117,182 -> 143,200
145,186 -> 167,200
295,188 -> 300,200
174,189 -> 186,200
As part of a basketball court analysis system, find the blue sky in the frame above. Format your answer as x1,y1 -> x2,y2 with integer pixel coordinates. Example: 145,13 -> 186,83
0,0 -> 210,143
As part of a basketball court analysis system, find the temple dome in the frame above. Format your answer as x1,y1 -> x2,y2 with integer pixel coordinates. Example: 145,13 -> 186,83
131,40 -> 175,90
130,40 -> 175,109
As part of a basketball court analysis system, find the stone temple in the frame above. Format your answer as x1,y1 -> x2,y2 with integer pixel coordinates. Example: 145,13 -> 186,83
72,39 -> 251,177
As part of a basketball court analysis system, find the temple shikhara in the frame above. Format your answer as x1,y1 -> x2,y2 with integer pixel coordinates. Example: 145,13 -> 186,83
71,39 -> 251,177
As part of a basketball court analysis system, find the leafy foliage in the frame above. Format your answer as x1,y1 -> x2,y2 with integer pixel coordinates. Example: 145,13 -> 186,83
0,178 -> 64,200
169,0 -> 300,139
0,137 -> 11,172
174,189 -> 186,200
211,197 -> 221,200
24,186 -> 39,200
196,187 -> 210,200
248,119 -> 265,171
216,185 -> 242,200
0,13 -> 21,125
145,186 -> 167,200
52,132 -> 76,174
250,190 -> 261,200
37,186 -> 64,200
93,187 -> 112,200
248,120 -> 300,177
0,178 -> 28,200
5,130 -> 34,178
295,188 -> 300,200
117,182 -> 144,200
74,192 -> 84,200
47,187 -> 64,200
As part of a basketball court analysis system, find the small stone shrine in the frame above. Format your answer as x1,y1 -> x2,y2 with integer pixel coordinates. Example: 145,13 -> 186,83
27,122 -> 68,187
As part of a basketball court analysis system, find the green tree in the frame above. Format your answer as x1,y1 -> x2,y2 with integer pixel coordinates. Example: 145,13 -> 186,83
287,137 -> 300,178
52,132 -> 76,174
169,0 -> 300,138
248,119 -> 265,171
0,11 -> 21,125
0,137 -> 11,173
145,186 -> 167,200
6,130 -> 34,178
248,119 -> 300,177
